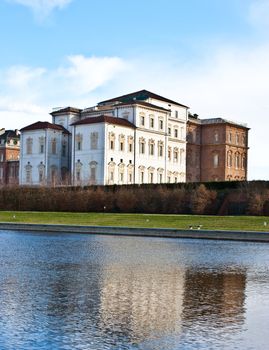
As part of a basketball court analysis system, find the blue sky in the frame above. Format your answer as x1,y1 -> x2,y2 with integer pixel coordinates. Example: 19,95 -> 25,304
1,0 -> 269,179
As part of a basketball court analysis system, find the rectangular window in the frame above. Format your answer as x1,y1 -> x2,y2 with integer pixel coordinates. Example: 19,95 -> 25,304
168,127 -> 171,136
62,144 -> 66,157
40,144 -> 44,154
149,144 -> 154,155
174,129 -> 178,138
175,111 -> 178,118
110,140 -> 114,150
120,142 -> 124,151
150,173 -> 154,183
213,154 -> 219,168
141,171 -> 144,183
129,143 -> 133,152
159,119 -> 163,130
77,141 -> 81,151
150,118 -> 154,128
141,116 -> 145,126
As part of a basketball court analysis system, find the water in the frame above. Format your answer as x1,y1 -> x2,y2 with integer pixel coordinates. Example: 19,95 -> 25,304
0,231 -> 269,350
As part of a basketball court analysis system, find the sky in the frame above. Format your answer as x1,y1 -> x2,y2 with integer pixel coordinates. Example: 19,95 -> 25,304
0,0 -> 269,180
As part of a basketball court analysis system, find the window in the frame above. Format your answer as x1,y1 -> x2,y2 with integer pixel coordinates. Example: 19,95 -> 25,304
214,131 -> 219,143
38,163 -> 45,183
26,137 -> 33,155
75,161 -> 82,183
90,132 -> 98,150
228,152 -> 232,168
62,143 -> 66,157
51,138 -> 57,155
174,148 -> 179,162
158,141 -> 164,157
90,161 -> 97,182
168,147 -> 172,161
236,134 -> 239,145
149,140 -> 155,156
109,132 -> 115,150
119,135 -> 125,152
175,111 -> 178,118
168,127 -> 171,136
25,163 -> 32,183
229,132 -> 232,143
150,117 -> 154,128
140,115 -> 145,126
235,154 -> 240,169
39,137 -> 45,154
174,129 -> 178,138
76,134 -> 83,151
128,136 -> 133,153
159,119 -> 164,130
213,154 -> 219,168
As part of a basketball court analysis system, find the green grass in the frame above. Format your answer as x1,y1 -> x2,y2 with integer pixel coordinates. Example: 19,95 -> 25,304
1,211 -> 269,232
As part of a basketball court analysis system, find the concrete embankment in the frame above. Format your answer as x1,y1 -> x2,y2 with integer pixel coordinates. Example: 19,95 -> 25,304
0,222 -> 269,242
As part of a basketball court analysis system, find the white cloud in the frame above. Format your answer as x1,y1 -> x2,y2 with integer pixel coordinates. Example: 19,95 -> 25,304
0,54 -> 128,130
8,0 -> 72,18
248,0 -> 269,29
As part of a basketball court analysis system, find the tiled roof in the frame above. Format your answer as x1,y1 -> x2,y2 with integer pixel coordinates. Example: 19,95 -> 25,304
98,89 -> 189,108
117,100 -> 170,112
50,107 -> 82,115
72,115 -> 135,129
20,121 -> 70,134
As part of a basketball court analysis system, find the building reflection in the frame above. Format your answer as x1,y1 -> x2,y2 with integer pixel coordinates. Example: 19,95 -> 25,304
98,265 -> 247,344
182,269 -> 247,328
98,264 -> 185,343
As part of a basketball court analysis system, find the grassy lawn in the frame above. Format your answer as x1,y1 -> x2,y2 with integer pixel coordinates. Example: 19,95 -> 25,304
0,211 -> 269,232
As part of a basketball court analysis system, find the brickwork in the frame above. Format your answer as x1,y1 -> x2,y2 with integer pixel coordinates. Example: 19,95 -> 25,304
187,117 -> 249,182
0,129 -> 20,185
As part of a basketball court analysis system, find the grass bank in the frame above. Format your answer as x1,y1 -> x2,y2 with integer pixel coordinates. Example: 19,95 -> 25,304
0,211 -> 269,232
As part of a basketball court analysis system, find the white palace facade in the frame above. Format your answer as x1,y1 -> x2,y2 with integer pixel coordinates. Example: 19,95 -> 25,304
19,90 -> 188,186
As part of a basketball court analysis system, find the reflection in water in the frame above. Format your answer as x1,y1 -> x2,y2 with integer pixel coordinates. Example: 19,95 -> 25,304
0,231 -> 268,349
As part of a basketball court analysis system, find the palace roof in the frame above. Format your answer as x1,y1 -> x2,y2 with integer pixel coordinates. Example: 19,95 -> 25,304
72,115 -> 135,129
20,121 -> 70,134
98,89 -> 189,108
